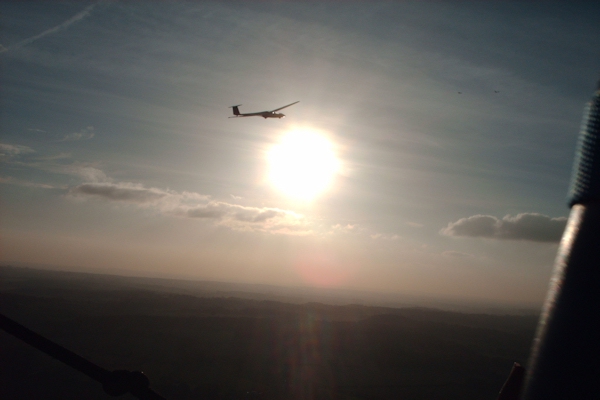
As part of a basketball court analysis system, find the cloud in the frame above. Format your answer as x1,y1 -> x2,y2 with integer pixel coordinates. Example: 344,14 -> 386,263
370,233 -> 400,240
185,202 -> 307,233
69,182 -> 196,209
69,181 -> 309,235
14,154 -> 381,238
187,204 -> 227,219
62,126 -> 95,141
328,223 -> 401,241
11,154 -> 364,238
234,208 -> 281,223
440,213 -> 567,242
1,3 -> 96,54
70,182 -> 169,203
0,146 -> 108,186
70,181 -> 207,209
331,224 -> 358,233
40,152 -> 72,161
0,143 -> 35,157
27,163 -> 109,182
0,176 -> 60,189
70,165 -> 108,182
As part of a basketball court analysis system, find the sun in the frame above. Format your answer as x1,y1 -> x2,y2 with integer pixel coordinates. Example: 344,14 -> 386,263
267,129 -> 340,200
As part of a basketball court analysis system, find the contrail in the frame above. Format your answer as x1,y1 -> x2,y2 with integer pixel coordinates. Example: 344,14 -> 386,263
0,3 -> 97,54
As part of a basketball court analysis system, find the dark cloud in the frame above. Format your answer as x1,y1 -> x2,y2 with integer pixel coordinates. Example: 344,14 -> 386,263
187,203 -> 283,223
186,205 -> 227,219
234,209 -> 281,223
70,183 -> 168,203
440,213 -> 567,242
185,202 -> 306,233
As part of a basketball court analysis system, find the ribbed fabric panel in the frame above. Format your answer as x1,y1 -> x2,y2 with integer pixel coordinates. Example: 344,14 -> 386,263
569,84 -> 600,206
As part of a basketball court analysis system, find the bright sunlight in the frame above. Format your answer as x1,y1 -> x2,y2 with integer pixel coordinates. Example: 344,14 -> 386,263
268,129 -> 339,200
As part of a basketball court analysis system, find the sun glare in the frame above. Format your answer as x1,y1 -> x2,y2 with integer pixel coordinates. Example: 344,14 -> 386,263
268,129 -> 339,201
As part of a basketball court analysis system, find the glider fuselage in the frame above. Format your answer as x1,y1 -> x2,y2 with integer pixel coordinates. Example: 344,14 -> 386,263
229,102 -> 298,119
239,111 -> 285,119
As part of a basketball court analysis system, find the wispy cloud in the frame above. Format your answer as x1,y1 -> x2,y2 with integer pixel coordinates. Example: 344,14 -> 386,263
370,233 -> 400,240
62,126 -> 95,141
0,143 -> 35,157
70,182 -> 169,203
329,223 -> 400,241
440,213 -> 567,242
36,152 -> 72,161
25,162 -> 109,183
330,224 -> 358,234
1,3 -> 96,54
186,202 -> 309,234
68,181 -> 310,235
0,176 -> 61,189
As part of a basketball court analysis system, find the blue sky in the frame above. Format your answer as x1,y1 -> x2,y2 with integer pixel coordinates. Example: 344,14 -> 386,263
1,2 -> 599,308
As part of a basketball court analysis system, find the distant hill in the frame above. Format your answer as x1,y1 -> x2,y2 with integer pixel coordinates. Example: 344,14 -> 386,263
1,265 -> 538,399
0,264 -> 540,314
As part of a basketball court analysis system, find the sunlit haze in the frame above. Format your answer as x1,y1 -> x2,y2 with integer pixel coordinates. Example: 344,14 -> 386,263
1,2 -> 599,310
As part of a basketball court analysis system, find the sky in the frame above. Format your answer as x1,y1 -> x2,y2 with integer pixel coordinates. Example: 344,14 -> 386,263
1,1 -> 599,309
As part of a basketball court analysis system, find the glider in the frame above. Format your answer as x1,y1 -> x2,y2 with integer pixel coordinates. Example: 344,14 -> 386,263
229,101 -> 299,119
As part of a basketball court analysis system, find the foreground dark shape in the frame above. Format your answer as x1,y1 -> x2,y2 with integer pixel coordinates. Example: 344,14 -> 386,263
0,313 -> 166,400
522,80 -> 600,399
497,363 -> 525,400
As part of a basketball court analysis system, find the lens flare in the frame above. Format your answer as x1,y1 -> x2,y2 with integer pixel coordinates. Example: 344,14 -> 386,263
294,252 -> 350,288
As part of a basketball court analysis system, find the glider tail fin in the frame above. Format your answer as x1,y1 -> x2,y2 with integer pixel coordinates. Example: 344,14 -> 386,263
229,104 -> 242,116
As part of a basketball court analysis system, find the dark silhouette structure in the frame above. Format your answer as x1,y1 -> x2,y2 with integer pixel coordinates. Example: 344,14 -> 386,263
0,313 -> 166,400
522,79 -> 600,399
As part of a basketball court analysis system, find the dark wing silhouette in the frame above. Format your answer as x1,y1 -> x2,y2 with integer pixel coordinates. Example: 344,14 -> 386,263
270,101 -> 299,112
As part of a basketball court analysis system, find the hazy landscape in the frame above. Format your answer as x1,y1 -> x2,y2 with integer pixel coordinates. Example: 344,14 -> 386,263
1,265 -> 538,400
